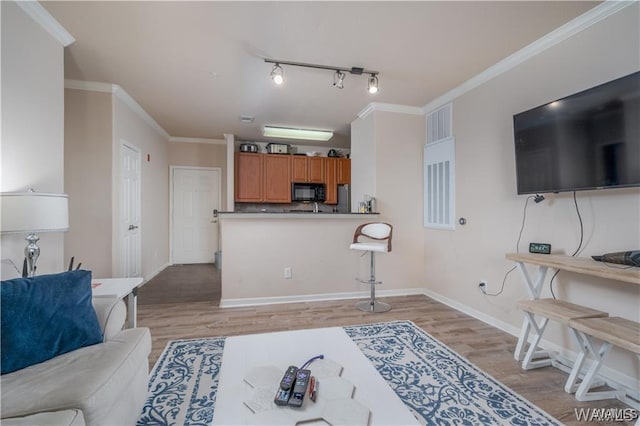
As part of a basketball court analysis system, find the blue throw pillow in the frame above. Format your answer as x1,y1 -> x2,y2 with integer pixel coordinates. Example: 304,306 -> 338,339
1,270 -> 103,374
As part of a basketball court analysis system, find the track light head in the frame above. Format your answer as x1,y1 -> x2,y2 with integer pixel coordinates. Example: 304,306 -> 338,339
368,74 -> 379,94
333,70 -> 345,89
271,63 -> 284,85
265,58 -> 379,94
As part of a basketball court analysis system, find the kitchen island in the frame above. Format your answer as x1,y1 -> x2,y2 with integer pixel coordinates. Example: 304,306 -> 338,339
217,211 -> 423,307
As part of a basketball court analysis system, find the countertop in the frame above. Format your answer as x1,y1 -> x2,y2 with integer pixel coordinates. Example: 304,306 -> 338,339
217,211 -> 380,219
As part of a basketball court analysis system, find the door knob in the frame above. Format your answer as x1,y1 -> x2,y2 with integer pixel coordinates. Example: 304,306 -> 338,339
128,225 -> 139,230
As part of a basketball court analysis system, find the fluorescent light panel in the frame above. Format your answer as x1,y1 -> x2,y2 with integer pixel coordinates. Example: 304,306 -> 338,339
263,126 -> 333,141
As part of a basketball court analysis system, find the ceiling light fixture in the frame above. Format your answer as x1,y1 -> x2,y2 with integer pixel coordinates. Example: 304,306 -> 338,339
270,63 -> 284,85
263,126 -> 333,141
333,70 -> 345,89
265,58 -> 379,94
368,74 -> 379,94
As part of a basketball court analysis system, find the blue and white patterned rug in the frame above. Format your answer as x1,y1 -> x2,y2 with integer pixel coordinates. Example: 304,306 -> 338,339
137,320 -> 559,426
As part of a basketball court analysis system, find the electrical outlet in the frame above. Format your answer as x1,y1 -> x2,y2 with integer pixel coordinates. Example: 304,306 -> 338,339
478,280 -> 487,293
284,267 -> 292,279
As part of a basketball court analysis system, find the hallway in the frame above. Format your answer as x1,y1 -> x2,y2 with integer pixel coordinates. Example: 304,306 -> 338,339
137,263 -> 220,305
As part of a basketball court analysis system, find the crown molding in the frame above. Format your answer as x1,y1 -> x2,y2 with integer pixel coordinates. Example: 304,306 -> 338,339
111,86 -> 170,139
169,137 -> 227,145
65,79 -> 169,139
357,102 -> 424,119
64,79 -> 114,93
423,0 -> 635,113
16,1 -> 75,47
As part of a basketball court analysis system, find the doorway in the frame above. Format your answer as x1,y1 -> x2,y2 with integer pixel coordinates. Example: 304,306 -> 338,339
119,142 -> 142,277
171,167 -> 221,265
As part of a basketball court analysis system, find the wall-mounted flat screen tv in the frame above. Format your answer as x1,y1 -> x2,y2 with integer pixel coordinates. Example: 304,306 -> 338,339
513,71 -> 640,195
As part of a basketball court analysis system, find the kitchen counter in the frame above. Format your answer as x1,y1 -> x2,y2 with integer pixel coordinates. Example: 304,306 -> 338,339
217,211 -> 387,306
218,211 -> 379,219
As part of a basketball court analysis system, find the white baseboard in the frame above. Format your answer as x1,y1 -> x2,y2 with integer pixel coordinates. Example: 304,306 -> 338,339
423,288 -> 640,401
422,288 -> 522,337
219,287 -> 426,308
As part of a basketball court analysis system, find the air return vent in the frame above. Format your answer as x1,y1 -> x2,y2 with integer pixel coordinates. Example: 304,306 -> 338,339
424,104 -> 455,230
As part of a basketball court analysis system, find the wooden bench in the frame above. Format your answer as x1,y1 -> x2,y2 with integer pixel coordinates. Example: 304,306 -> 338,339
566,316 -> 640,408
516,299 -> 608,370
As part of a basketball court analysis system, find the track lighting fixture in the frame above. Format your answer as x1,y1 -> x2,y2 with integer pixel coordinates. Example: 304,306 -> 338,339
270,63 -> 284,85
333,71 -> 345,89
265,58 -> 379,94
368,74 -> 379,94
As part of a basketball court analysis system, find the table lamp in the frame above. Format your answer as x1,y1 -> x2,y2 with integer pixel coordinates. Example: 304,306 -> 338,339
1,190 -> 69,277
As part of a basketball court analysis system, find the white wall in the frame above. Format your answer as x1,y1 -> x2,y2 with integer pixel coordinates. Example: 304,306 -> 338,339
1,1 -> 66,274
350,113 -> 376,212
64,89 -> 113,277
168,141 -> 228,208
112,94 -> 170,279
424,4 -> 639,385
372,111 -> 426,290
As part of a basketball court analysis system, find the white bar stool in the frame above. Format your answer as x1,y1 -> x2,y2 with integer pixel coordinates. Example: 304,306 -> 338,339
350,222 -> 392,313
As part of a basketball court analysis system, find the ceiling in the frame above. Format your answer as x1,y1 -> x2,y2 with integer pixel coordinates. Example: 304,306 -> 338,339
43,1 -> 598,149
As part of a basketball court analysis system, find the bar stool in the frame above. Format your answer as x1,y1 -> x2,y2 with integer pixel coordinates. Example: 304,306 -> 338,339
350,222 -> 392,313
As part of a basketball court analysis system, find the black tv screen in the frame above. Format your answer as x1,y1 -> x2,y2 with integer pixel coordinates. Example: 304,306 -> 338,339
513,71 -> 640,194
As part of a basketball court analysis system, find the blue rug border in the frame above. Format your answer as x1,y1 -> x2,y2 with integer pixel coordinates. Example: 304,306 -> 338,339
140,320 -> 560,426
344,320 -> 560,425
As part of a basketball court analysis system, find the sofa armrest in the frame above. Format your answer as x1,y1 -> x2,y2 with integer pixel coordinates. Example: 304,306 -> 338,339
91,298 -> 126,341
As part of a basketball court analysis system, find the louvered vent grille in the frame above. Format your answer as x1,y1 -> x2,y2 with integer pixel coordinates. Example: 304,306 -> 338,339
424,104 -> 455,230
425,159 -> 451,227
426,104 -> 452,144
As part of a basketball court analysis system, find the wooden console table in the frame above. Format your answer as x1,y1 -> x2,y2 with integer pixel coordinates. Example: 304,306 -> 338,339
506,253 -> 640,363
507,253 -> 640,407
506,253 -> 640,289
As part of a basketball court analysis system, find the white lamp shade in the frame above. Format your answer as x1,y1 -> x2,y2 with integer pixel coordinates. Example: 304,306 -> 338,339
1,192 -> 69,234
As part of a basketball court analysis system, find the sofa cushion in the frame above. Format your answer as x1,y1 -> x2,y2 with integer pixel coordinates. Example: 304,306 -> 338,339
1,270 -> 103,374
0,328 -> 151,425
2,409 -> 85,426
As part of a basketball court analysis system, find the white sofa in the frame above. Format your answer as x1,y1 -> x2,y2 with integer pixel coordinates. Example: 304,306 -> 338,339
1,297 -> 151,425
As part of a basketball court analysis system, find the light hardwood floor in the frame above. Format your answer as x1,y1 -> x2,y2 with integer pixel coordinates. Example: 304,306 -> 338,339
137,266 -> 636,425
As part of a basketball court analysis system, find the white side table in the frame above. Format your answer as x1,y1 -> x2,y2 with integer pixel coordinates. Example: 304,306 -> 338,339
91,277 -> 144,328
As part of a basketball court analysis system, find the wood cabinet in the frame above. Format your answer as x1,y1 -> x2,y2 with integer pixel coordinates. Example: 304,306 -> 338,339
291,156 -> 308,182
337,158 -> 351,184
291,156 -> 325,183
308,157 -> 325,183
235,153 -> 291,203
235,153 -> 348,204
235,153 -> 263,202
263,154 -> 291,203
324,158 -> 338,204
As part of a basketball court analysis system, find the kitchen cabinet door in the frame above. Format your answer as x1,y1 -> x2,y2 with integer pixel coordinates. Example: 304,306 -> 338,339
235,153 -> 263,202
324,157 -> 338,204
263,154 -> 292,203
337,158 -> 351,184
291,156 -> 308,183
308,157 -> 325,183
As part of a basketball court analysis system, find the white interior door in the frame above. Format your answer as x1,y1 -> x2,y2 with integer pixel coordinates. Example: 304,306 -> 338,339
171,167 -> 221,264
120,143 -> 141,277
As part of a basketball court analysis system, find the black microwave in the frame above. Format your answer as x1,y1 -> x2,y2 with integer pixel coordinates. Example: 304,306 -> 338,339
292,183 -> 326,202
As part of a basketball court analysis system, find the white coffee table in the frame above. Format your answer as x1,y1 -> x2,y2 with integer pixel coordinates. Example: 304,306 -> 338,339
91,277 -> 143,328
212,327 -> 419,426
